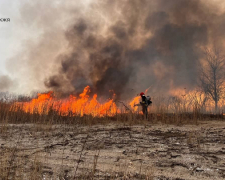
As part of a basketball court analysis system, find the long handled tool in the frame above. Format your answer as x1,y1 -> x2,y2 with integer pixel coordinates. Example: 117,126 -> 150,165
117,101 -> 132,112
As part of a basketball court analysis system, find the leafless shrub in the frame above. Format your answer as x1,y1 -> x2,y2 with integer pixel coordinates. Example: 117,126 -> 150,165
199,45 -> 225,113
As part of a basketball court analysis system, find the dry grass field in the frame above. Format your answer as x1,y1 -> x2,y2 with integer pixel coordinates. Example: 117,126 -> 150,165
0,121 -> 225,179
0,101 -> 225,179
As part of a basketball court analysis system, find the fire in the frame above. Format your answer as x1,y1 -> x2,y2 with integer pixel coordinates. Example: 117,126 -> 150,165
128,87 -> 151,112
129,96 -> 140,111
12,85 -> 222,117
11,86 -> 119,117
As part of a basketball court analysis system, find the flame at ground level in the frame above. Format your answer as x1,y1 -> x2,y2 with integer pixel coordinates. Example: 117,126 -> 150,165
10,86 -> 222,117
11,86 -> 121,117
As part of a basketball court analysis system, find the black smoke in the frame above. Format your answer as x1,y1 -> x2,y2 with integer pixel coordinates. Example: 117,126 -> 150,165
43,0 -> 225,99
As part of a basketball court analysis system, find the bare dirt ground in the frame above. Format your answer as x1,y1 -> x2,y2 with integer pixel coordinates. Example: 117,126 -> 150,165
0,120 -> 225,180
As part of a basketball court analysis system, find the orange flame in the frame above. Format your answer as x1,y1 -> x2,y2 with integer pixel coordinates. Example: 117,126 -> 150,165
129,96 -> 140,111
11,86 -> 119,117
12,86 -> 221,116
128,87 -> 151,112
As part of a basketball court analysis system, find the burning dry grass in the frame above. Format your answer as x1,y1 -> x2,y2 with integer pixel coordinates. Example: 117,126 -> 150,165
1,98 -> 224,126
0,90 -> 225,179
1,85 -> 224,126
2,86 -> 225,126
11,86 -> 118,118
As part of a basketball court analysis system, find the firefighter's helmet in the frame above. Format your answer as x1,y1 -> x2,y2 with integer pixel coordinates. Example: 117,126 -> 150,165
140,92 -> 145,96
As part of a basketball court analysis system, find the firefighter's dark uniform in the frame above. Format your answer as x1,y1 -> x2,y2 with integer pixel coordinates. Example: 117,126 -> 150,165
140,95 -> 152,119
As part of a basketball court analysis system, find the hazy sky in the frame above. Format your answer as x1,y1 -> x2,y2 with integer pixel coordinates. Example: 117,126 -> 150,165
0,0 -> 20,75
0,0 -> 90,70
0,0 -> 92,93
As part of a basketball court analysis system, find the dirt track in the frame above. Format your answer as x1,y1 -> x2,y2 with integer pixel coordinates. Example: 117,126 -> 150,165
0,121 -> 225,180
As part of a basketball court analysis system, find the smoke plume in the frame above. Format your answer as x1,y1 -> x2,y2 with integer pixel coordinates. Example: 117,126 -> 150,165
0,75 -> 15,91
10,0 -> 225,99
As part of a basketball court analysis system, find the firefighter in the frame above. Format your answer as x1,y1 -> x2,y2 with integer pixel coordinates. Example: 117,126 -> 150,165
136,92 -> 152,119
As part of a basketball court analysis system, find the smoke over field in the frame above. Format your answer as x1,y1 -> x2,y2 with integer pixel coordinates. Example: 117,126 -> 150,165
2,3 -> 225,179
7,0 -> 225,99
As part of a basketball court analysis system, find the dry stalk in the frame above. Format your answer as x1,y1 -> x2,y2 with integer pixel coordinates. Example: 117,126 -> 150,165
6,126 -> 22,179
90,149 -> 100,180
73,133 -> 89,179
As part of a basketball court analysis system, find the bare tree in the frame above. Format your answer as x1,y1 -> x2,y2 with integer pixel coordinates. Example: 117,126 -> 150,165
199,46 -> 225,112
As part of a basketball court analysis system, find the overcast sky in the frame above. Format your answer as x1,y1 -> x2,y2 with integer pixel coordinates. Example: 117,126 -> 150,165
0,0 -> 92,93
0,0 -> 20,75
